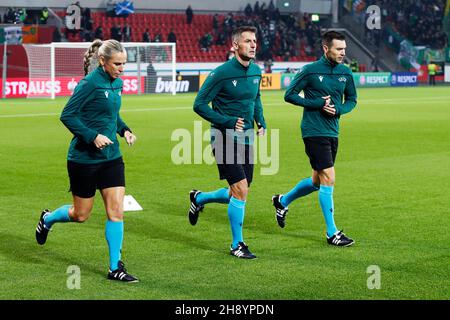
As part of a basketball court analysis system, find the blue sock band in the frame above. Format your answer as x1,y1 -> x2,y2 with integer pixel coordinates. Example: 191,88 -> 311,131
281,177 -> 319,207
318,185 -> 338,237
196,188 -> 230,206
228,197 -> 246,249
43,205 -> 72,229
105,220 -> 124,271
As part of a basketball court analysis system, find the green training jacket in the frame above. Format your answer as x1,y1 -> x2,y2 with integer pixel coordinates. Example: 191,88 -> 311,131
285,55 -> 357,138
60,66 -> 130,164
193,57 -> 266,144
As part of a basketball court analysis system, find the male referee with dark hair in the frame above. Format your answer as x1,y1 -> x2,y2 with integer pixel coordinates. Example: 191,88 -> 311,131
272,30 -> 357,246
188,26 -> 266,259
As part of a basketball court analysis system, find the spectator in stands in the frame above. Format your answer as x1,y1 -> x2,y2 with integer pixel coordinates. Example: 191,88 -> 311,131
268,0 -> 276,18
199,32 -> 213,52
428,61 -> 437,85
259,35 -> 272,61
370,57 -> 380,72
254,1 -> 260,16
116,24 -> 123,41
373,0 -> 447,49
83,29 -> 93,42
142,28 -> 150,42
350,58 -> 359,72
147,62 -> 157,77
85,17 -> 93,33
40,7 -> 49,24
259,2 -> 267,19
264,59 -> 273,73
167,30 -> 177,43
213,14 -> 219,32
106,0 -> 116,17
4,8 -> 15,24
153,32 -> 163,42
110,24 -> 120,42
226,48 -> 235,61
95,26 -> 104,40
216,32 -> 226,45
223,13 -> 235,37
244,3 -> 253,17
16,8 -> 26,24
146,62 -> 157,92
83,7 -> 91,21
123,23 -> 132,42
52,27 -> 62,42
186,5 -> 193,25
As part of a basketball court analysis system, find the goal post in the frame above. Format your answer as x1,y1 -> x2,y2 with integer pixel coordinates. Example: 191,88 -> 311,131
22,42 -> 176,99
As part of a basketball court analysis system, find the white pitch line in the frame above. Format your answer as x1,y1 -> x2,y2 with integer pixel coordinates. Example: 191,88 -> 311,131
1,96 -> 449,118
0,106 -> 192,118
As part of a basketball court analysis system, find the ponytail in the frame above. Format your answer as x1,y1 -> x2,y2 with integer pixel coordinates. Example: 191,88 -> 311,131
83,39 -> 103,75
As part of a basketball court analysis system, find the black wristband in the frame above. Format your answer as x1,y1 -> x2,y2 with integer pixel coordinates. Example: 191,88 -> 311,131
121,127 -> 132,136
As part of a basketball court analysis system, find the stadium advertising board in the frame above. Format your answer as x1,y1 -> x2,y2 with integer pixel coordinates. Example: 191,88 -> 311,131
0,76 -> 143,98
260,73 -> 281,90
353,72 -> 391,87
0,26 -> 22,44
200,73 -> 281,90
21,25 -> 38,43
390,72 -> 418,86
146,75 -> 199,93
445,65 -> 450,83
281,73 -> 296,89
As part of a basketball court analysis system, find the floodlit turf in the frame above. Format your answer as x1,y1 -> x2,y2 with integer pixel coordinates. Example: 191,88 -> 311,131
0,87 -> 449,299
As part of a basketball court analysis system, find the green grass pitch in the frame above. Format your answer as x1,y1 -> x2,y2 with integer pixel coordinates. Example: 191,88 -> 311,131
0,87 -> 449,299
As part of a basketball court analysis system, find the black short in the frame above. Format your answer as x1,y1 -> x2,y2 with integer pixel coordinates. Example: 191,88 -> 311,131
303,136 -> 338,171
213,141 -> 254,187
67,157 -> 125,198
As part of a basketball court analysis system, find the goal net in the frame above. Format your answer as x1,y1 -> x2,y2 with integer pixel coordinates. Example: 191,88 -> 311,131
22,42 -> 176,98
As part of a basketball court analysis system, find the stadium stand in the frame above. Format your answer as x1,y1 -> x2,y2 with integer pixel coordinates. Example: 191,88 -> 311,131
367,0 -> 448,49
53,9 -> 320,63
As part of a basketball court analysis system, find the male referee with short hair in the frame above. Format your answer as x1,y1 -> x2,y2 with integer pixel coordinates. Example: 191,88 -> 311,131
188,26 -> 266,259
272,30 -> 357,246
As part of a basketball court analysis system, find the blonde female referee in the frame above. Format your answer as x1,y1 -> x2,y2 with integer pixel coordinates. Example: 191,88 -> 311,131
35,39 -> 138,282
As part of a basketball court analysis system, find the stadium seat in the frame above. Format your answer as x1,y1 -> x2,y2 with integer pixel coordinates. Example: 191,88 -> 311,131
54,10 -> 317,62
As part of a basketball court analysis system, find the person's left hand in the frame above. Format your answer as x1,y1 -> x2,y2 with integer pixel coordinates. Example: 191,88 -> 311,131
256,123 -> 265,136
322,104 -> 336,116
124,130 -> 137,146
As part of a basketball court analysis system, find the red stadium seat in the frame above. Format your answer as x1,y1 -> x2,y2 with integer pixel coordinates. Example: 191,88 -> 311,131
54,10 -> 318,62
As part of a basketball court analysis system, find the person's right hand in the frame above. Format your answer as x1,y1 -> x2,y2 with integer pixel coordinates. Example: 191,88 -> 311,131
235,118 -> 245,132
93,134 -> 113,149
